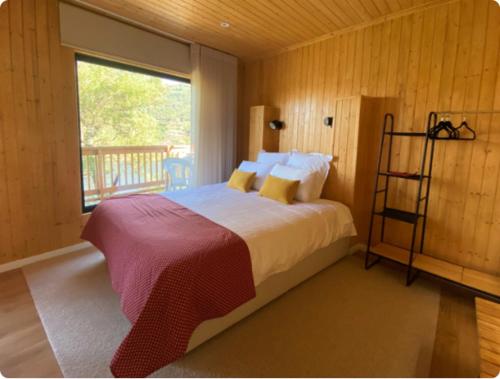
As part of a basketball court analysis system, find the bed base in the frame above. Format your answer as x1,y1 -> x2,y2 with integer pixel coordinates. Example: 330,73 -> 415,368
186,237 -> 351,352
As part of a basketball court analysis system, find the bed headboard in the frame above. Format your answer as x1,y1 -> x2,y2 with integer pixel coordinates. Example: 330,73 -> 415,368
249,96 -> 397,243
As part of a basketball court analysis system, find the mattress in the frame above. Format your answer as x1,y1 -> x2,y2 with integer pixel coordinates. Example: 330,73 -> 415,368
164,183 -> 357,286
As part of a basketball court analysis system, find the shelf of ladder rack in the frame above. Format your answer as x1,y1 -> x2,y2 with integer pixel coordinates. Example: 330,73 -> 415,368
369,243 -> 500,297
379,171 -> 429,180
374,207 -> 423,224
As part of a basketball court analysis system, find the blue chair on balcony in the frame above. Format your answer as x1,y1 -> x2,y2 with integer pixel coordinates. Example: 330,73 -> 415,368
162,157 -> 192,191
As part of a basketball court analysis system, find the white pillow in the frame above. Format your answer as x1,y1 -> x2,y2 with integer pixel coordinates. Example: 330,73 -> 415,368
238,160 -> 274,190
287,152 -> 332,198
270,164 -> 318,202
256,151 -> 290,166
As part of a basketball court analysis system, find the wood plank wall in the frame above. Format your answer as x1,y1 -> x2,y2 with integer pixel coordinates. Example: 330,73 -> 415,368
241,0 -> 500,276
0,0 -> 83,265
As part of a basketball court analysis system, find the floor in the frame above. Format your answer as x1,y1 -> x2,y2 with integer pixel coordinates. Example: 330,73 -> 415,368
0,269 -> 62,378
0,254 -> 480,378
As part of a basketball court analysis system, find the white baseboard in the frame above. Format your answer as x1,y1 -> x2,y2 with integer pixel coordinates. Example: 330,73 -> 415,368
0,242 -> 91,273
349,243 -> 367,255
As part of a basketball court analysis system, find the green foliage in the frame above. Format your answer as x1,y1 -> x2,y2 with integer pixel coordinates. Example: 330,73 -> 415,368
77,61 -> 191,147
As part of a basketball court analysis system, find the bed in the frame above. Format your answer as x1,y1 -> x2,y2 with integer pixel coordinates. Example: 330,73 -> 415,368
165,183 -> 356,287
82,182 -> 356,377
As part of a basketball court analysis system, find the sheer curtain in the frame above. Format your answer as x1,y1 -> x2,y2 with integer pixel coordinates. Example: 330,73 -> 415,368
190,44 -> 238,187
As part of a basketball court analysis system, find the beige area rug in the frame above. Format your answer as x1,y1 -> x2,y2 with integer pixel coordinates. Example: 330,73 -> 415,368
24,247 -> 440,378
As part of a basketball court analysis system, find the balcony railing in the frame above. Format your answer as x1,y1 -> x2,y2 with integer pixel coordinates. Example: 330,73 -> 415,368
82,145 -> 189,206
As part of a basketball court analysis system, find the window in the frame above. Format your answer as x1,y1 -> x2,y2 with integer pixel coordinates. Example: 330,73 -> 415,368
75,54 -> 192,212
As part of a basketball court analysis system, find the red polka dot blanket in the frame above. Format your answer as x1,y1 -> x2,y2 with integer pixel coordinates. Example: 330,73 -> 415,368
81,194 -> 256,377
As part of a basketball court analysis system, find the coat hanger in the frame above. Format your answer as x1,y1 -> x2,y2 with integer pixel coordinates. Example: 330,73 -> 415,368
453,117 -> 476,140
429,114 -> 458,139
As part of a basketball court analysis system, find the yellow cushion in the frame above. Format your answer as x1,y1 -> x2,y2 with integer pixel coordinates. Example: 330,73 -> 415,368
227,169 -> 256,192
259,175 -> 300,204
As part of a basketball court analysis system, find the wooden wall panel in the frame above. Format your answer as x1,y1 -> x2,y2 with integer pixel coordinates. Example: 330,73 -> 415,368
248,106 -> 280,161
241,0 -> 500,276
0,0 -> 82,265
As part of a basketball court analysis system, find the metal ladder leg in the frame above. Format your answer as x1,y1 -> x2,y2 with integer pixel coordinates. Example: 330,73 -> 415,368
406,113 -> 436,286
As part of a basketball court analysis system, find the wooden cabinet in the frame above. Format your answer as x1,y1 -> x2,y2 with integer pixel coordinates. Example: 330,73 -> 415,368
248,106 -> 280,161
322,96 -> 398,244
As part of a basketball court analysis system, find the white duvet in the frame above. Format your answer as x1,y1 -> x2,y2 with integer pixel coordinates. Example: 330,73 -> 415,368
164,183 -> 357,286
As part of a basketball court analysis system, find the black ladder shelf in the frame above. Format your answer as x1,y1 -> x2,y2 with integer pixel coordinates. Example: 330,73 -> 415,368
365,113 -> 436,286
365,111 -> 500,299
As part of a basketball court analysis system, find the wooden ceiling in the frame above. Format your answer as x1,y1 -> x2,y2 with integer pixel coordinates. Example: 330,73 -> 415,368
74,0 -> 445,59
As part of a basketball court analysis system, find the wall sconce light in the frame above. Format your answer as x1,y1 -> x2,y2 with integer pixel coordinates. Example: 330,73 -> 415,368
269,120 -> 284,130
323,116 -> 333,128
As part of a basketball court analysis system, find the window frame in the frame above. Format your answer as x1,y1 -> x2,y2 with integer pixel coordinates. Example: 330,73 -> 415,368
74,53 -> 191,213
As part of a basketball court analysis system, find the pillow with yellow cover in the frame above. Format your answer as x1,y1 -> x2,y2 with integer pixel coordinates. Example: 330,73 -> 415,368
227,169 -> 256,192
259,175 -> 300,204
